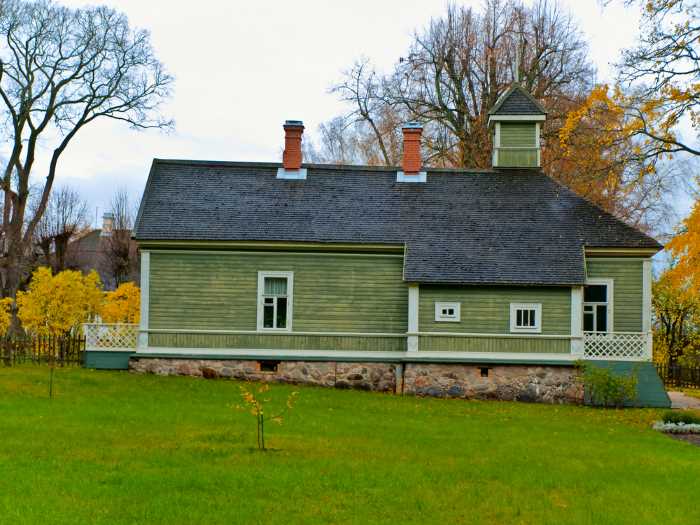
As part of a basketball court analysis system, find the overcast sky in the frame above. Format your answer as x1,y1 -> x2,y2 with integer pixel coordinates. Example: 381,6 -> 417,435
36,0 -> 652,227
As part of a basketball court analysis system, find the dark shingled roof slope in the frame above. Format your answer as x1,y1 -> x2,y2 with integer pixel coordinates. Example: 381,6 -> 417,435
489,84 -> 546,116
134,160 -> 662,286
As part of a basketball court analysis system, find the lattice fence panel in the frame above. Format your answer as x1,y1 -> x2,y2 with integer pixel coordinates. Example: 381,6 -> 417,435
583,332 -> 648,361
83,323 -> 138,350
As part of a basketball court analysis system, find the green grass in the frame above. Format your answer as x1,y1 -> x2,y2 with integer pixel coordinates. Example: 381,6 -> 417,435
0,366 -> 698,525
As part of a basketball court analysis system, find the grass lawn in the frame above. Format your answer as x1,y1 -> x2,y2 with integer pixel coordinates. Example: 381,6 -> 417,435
0,366 -> 698,525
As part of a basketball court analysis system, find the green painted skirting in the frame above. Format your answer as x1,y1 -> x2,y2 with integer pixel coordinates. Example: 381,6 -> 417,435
586,361 -> 671,408
85,351 -> 134,370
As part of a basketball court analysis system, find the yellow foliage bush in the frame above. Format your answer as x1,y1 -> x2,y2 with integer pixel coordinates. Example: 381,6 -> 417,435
17,267 -> 103,337
0,297 -> 13,336
100,282 -> 140,324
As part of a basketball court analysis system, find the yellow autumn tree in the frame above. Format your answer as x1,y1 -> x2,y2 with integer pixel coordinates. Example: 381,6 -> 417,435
0,297 -> 12,337
552,84 -> 670,229
100,282 -> 140,324
17,267 -> 103,336
668,194 -> 700,294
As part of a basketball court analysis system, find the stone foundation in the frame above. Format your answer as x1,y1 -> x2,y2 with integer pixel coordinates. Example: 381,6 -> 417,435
403,363 -> 583,404
129,357 -> 582,404
129,358 -> 397,392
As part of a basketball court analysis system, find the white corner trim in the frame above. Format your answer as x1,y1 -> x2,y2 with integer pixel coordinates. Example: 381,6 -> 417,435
488,114 -> 546,123
493,122 -> 501,167
407,284 -> 419,351
642,259 -> 652,333
276,167 -> 307,180
138,251 -> 150,349
509,303 -> 542,334
435,302 -> 461,322
570,287 -> 583,357
396,171 -> 427,183
585,278 -> 615,332
257,271 -> 294,332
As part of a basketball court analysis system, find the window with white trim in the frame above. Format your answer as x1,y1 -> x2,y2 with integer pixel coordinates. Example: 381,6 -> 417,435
510,303 -> 542,333
583,280 -> 613,333
435,302 -> 460,322
257,272 -> 293,331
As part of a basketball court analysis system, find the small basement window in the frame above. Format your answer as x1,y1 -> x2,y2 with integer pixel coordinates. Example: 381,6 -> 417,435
257,271 -> 293,331
510,303 -> 542,333
435,302 -> 461,322
258,360 -> 280,373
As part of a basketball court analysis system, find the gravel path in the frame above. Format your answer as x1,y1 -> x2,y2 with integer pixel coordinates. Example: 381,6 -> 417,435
668,391 -> 700,410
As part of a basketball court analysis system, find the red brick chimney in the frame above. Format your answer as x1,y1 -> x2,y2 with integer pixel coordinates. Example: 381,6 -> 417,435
282,120 -> 304,170
402,122 -> 423,174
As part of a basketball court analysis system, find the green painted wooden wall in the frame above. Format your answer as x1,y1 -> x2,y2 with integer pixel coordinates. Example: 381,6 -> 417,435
501,123 -> 536,147
497,122 -> 538,168
148,251 -> 407,349
418,335 -> 570,353
419,285 -> 571,334
418,285 -> 571,353
585,258 -> 644,332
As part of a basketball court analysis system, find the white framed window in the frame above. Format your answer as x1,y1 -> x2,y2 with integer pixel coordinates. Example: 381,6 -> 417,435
257,271 -> 293,331
583,278 -> 614,333
435,302 -> 460,322
510,303 -> 542,333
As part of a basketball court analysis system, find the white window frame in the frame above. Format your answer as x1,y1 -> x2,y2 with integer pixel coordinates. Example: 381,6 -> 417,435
583,278 -> 614,333
257,271 -> 293,332
435,302 -> 461,322
510,303 -> 542,333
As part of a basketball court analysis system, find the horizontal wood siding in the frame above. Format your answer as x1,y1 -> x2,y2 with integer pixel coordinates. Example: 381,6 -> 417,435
419,285 -> 571,335
148,333 -> 404,351
418,336 -> 569,353
497,148 -> 538,168
586,258 -> 644,332
500,123 -> 536,147
498,123 -> 538,167
148,251 -> 407,349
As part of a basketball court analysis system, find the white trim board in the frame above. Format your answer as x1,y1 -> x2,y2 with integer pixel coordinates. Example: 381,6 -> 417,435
407,283 -> 419,351
146,249 -> 404,259
135,347 -> 577,364
138,251 -> 150,349
642,259 -> 652,333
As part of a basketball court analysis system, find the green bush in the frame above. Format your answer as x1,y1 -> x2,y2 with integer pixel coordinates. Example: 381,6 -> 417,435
576,362 -> 638,408
661,410 -> 700,425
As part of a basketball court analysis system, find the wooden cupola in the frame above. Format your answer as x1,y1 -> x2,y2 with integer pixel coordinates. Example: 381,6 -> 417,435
488,84 -> 546,168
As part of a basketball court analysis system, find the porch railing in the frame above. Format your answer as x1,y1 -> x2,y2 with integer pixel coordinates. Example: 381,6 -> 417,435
83,323 -> 138,351
583,331 -> 651,361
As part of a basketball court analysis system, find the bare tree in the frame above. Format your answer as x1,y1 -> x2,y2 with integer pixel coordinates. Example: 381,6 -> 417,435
615,0 -> 700,158
321,0 -> 593,168
100,189 -> 137,289
33,186 -> 88,273
0,0 -> 172,301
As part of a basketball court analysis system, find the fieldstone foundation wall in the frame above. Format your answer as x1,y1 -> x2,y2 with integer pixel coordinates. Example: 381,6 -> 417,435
403,363 -> 583,404
129,357 -> 582,404
129,357 -> 397,392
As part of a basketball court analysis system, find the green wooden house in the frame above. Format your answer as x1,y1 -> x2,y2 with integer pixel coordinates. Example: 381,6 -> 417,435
91,84 -> 668,406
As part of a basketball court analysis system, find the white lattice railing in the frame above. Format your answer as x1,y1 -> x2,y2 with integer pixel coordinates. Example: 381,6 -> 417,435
83,323 -> 138,351
583,331 -> 651,361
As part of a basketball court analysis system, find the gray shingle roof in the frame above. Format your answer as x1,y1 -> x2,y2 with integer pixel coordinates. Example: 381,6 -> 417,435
134,160 -> 662,286
490,84 -> 546,115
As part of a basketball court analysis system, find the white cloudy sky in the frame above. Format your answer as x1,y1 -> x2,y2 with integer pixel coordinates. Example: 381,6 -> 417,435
30,0 -> 665,226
